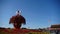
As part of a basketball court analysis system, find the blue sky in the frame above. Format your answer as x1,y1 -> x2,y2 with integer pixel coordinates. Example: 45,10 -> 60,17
0,0 -> 60,29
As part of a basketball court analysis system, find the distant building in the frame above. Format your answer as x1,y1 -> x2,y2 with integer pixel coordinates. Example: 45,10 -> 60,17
49,24 -> 60,34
